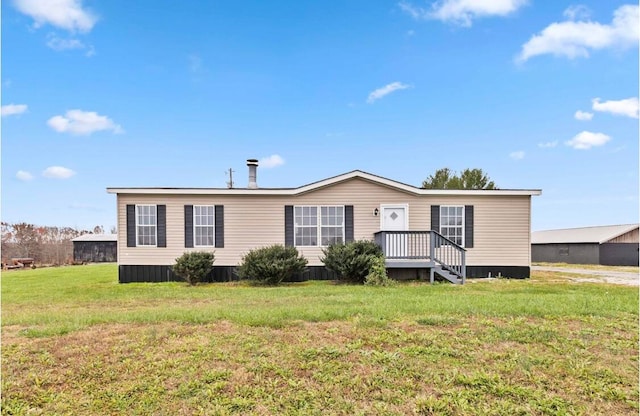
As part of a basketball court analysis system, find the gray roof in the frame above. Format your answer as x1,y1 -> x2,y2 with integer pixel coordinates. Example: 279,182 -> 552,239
72,234 -> 118,242
532,224 -> 639,244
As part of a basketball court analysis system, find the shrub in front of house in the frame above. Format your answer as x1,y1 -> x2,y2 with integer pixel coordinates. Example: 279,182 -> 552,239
236,244 -> 308,285
364,255 -> 396,286
321,240 -> 384,283
173,251 -> 215,286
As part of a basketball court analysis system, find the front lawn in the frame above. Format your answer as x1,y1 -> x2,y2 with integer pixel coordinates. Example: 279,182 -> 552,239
2,264 -> 638,415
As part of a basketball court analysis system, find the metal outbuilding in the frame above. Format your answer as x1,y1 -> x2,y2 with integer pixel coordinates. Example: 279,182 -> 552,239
532,224 -> 639,266
72,234 -> 117,263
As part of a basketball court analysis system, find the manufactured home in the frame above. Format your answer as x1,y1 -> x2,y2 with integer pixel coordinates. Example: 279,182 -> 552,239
107,160 -> 541,283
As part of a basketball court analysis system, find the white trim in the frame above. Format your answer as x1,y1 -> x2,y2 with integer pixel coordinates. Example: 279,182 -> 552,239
135,204 -> 157,247
379,204 -> 409,231
293,205 -> 345,247
107,170 -> 542,196
439,205 -> 465,247
193,205 -> 215,248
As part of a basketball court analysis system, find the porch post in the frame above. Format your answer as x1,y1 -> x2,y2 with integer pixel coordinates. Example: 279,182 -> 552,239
429,231 -> 435,262
461,250 -> 466,284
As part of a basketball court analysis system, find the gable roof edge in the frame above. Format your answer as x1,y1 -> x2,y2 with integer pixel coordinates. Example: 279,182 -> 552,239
107,170 -> 541,196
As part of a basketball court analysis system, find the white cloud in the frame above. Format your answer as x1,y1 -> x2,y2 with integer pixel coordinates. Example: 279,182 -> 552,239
43,166 -> 76,179
84,45 -> 96,57
592,97 -> 639,119
509,151 -> 525,160
46,34 -> 84,50
563,5 -> 591,21
46,33 -> 95,56
367,82 -> 411,103
260,154 -> 285,168
13,0 -> 98,33
538,141 -> 558,148
399,0 -> 527,27
399,1 -> 425,19
47,109 -> 123,135
574,110 -> 593,121
1,104 -> 28,117
16,170 -> 34,181
516,4 -> 639,63
565,131 -> 611,149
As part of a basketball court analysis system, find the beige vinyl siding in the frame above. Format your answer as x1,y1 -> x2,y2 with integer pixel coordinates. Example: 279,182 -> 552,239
285,179 -> 426,265
118,195 -> 286,266
117,177 -> 532,267
607,228 -> 639,243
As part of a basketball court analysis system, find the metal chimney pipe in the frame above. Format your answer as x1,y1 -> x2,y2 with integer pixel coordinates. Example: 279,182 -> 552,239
247,159 -> 258,189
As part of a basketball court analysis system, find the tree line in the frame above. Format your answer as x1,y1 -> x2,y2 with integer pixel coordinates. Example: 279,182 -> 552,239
1,222 -> 116,266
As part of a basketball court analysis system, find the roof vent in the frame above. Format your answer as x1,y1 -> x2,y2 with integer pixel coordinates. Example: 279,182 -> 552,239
247,159 -> 258,189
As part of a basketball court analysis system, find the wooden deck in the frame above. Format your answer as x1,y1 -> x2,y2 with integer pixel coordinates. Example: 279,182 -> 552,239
374,230 -> 466,283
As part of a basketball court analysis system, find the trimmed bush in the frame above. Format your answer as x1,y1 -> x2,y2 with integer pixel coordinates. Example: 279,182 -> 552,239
321,240 -> 384,283
236,245 -> 308,285
173,251 -> 215,286
365,256 -> 396,286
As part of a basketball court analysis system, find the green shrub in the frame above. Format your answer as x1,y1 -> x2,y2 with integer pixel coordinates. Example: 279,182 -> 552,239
364,256 -> 396,286
173,251 -> 215,286
321,240 -> 383,283
236,245 -> 308,285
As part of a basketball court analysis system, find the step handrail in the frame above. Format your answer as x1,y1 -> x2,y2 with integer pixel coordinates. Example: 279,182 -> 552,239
373,230 -> 466,282
430,230 -> 466,281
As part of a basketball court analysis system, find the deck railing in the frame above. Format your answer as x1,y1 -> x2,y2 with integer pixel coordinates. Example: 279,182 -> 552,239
373,230 -> 466,279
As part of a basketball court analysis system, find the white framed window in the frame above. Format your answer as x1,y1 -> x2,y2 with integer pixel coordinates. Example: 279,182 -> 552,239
294,206 -> 344,246
194,205 -> 215,247
320,206 -> 344,246
136,204 -> 157,246
294,206 -> 317,246
440,205 -> 464,246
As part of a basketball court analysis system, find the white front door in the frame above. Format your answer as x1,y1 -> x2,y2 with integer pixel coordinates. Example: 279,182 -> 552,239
381,205 -> 408,257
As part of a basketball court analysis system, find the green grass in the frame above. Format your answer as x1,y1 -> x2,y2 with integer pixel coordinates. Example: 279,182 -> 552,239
2,264 -> 638,415
3,264 -> 636,331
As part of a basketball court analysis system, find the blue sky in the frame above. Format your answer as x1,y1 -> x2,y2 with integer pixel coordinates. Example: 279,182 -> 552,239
2,0 -> 638,232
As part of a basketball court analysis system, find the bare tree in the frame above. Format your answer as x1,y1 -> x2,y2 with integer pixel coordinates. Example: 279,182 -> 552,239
1,222 -> 95,265
11,223 -> 43,260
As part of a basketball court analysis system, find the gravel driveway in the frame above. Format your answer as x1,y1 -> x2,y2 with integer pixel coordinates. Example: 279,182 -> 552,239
532,266 -> 639,286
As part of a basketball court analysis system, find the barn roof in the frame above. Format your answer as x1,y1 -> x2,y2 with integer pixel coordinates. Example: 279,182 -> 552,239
532,224 -> 639,244
72,234 -> 118,242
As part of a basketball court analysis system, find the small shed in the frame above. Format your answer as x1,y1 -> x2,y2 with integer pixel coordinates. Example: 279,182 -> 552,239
72,234 -> 118,263
532,224 -> 639,266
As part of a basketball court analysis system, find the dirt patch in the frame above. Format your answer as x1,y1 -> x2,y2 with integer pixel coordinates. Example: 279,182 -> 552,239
532,266 -> 639,286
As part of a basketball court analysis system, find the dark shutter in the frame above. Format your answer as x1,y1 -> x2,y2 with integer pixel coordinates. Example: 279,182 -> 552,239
184,205 -> 193,248
157,205 -> 166,247
431,205 -> 440,232
126,205 -> 136,247
464,205 -> 474,248
284,206 -> 294,246
215,205 -> 224,248
344,205 -> 354,242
